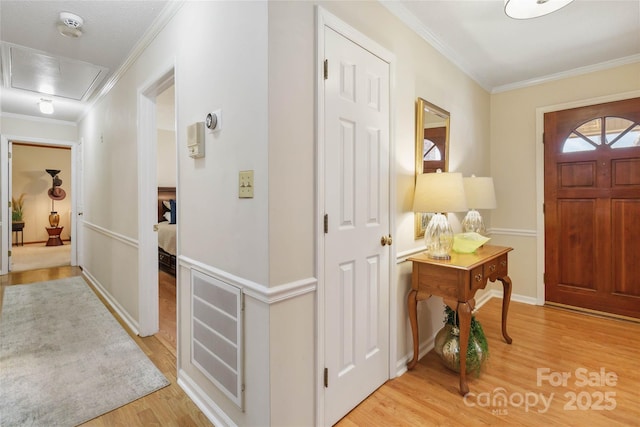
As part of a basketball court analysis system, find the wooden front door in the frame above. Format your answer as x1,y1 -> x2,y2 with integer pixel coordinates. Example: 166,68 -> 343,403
544,97 -> 640,319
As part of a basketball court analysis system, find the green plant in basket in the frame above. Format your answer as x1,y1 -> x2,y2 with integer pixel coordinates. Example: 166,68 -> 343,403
434,305 -> 489,376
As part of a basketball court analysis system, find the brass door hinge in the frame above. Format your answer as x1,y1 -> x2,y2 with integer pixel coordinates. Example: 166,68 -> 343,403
324,367 -> 328,388
8,250 -> 12,257
324,214 -> 328,234
323,59 -> 328,80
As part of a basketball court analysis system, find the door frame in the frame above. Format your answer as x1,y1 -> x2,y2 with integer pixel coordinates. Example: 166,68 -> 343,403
534,89 -> 640,304
315,7 -> 396,425
0,134 -> 80,274
137,62 -> 176,337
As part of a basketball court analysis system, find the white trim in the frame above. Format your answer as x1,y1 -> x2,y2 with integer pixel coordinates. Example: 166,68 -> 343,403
379,1 -> 488,92
476,289 -> 540,308
0,137 -> 8,274
535,89 -> 640,305
83,220 -> 138,248
316,6 -> 396,425
137,64 -> 176,338
177,369 -> 237,427
79,1 -> 184,122
396,246 -> 427,264
82,268 -> 139,335
395,334 -> 435,378
381,2 -> 640,94
179,255 -> 317,305
493,54 -> 640,94
0,111 -> 78,127
489,227 -> 537,238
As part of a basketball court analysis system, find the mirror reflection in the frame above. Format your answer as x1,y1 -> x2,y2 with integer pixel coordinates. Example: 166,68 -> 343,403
415,98 -> 450,239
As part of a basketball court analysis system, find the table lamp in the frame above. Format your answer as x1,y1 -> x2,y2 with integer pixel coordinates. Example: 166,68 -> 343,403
462,175 -> 496,235
413,171 -> 467,260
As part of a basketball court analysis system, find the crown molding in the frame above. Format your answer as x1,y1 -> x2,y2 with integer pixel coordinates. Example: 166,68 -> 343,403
492,53 -> 640,94
80,1 -> 185,122
379,0 -> 492,92
381,1 -> 640,95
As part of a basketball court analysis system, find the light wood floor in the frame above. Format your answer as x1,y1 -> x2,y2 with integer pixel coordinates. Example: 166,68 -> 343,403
4,268 -> 639,426
339,298 -> 640,426
0,266 -> 211,426
157,270 -> 177,356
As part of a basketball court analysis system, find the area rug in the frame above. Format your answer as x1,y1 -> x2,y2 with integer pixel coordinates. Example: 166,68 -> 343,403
0,277 -> 170,426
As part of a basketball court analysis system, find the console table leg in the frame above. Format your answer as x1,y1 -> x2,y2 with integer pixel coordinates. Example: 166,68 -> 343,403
407,289 -> 419,370
498,276 -> 513,344
457,302 -> 471,396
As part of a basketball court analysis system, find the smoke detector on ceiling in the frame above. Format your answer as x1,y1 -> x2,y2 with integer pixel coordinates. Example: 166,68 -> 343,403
58,12 -> 84,38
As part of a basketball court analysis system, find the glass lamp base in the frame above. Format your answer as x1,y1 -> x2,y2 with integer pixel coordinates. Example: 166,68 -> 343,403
424,213 -> 454,260
462,209 -> 486,235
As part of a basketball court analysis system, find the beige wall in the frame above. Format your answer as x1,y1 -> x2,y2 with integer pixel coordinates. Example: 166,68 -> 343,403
12,144 -> 72,243
266,1 -> 492,424
157,129 -> 176,187
490,63 -> 640,300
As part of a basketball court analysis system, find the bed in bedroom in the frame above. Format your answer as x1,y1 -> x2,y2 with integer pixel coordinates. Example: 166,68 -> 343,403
158,187 -> 177,275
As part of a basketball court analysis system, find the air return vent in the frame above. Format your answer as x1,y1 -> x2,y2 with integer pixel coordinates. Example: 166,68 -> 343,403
191,269 -> 244,408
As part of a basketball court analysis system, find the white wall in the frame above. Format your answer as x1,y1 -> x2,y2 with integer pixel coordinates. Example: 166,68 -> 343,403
78,1 -> 271,425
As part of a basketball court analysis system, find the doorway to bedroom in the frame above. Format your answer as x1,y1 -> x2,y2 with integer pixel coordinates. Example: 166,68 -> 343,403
155,84 -> 177,354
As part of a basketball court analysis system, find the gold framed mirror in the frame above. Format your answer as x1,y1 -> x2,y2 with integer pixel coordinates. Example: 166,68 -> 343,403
415,98 -> 450,239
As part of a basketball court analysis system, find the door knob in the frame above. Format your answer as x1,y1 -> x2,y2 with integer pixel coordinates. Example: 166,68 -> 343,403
380,235 -> 393,246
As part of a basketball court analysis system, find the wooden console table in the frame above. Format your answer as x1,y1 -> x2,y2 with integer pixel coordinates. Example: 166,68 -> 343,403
407,245 -> 513,395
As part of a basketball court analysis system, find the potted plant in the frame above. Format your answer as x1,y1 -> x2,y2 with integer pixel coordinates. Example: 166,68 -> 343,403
434,305 -> 489,376
11,193 -> 25,223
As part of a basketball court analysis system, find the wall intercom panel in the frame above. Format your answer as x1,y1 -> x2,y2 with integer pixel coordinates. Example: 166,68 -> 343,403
187,122 -> 205,158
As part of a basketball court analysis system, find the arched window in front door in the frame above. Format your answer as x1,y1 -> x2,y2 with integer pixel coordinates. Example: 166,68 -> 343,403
562,116 -> 640,153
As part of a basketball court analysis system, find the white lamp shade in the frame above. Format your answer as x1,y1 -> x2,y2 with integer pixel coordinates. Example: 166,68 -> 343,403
505,0 -> 575,19
413,172 -> 467,213
463,176 -> 497,210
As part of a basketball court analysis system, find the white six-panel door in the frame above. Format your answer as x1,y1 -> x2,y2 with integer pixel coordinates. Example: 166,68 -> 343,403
323,26 -> 391,425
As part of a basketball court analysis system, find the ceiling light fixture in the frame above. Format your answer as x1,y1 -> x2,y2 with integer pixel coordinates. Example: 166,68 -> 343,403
39,99 -> 54,115
57,12 -> 84,38
504,0 -> 575,19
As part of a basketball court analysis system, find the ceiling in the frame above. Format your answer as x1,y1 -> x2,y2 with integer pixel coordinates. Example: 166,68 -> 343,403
1,0 -> 638,123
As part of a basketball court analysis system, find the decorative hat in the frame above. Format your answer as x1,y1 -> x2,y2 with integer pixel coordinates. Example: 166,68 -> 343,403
48,186 -> 66,201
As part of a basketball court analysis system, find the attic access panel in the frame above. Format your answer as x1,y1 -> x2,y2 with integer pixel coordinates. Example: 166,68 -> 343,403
9,44 -> 107,101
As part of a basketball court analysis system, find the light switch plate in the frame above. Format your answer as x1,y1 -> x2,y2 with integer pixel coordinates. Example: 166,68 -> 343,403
239,170 -> 254,198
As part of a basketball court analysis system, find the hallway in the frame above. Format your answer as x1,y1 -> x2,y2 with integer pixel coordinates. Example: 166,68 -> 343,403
0,266 -> 210,426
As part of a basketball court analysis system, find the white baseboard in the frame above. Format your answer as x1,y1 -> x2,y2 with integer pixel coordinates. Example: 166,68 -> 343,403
82,269 -> 140,335
178,369 -> 236,427
396,335 -> 435,377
